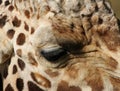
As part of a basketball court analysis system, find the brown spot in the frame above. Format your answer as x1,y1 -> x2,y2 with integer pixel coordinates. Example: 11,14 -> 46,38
12,65 -> 17,74
16,49 -> 22,57
3,64 -> 8,79
0,0 -> 2,4
96,41 -> 101,47
70,23 -> 75,32
8,5 -> 14,11
0,74 -> 3,91
28,81 -> 44,91
57,81 -> 81,91
17,33 -> 26,45
7,29 -> 15,39
16,78 -> 24,91
24,22 -> 29,31
85,68 -> 103,91
29,7 -> 33,12
37,14 -> 40,19
31,72 -> 51,88
18,58 -> 25,71
0,15 -> 7,28
98,18 -> 103,24
5,0 -> 10,6
68,86 -> 81,91
28,52 -> 38,66
8,58 -> 11,65
95,5 -> 98,11
2,54 -> 9,61
31,27 -> 35,34
45,69 -> 59,78
12,16 -> 21,27
24,10 -> 30,18
18,0 -> 22,2
5,84 -> 14,91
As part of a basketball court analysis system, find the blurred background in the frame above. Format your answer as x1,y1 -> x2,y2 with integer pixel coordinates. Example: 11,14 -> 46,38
109,0 -> 120,19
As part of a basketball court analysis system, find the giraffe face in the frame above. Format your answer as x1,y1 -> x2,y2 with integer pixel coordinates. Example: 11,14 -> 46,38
0,0 -> 120,91
29,17 -> 89,68
27,16 -> 107,91
27,12 -> 120,91
24,17 -> 89,90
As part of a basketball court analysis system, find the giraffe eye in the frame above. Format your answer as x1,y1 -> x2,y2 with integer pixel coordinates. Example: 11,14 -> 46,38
40,47 -> 67,62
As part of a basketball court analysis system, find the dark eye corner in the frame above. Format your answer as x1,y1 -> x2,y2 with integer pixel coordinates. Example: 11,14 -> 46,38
40,47 -> 67,62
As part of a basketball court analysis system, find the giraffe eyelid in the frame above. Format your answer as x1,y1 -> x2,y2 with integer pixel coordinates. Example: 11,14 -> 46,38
40,46 -> 67,62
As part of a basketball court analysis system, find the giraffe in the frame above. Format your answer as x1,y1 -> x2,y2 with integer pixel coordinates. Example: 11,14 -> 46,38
0,0 -> 120,91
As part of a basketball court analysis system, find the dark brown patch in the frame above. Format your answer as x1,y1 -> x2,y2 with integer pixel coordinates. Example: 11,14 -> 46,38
96,41 -> 101,47
70,23 -> 75,32
0,0 -> 2,4
98,18 -> 103,24
16,49 -> 22,57
31,72 -> 51,88
18,0 -> 22,2
28,81 -> 44,91
45,69 -> 59,78
0,74 -> 3,91
18,58 -> 25,71
3,64 -> 8,79
57,81 -> 68,91
8,5 -> 14,11
7,58 -> 11,65
24,22 -> 29,31
5,84 -> 14,91
37,14 -> 40,19
24,10 -> 30,18
85,68 -> 103,91
5,0 -> 10,6
16,78 -> 24,91
28,52 -> 38,66
95,5 -> 98,11
0,15 -> 7,28
12,65 -> 17,74
81,13 -> 92,18
12,16 -> 21,27
57,81 -> 81,91
29,7 -> 33,12
31,27 -> 35,34
16,33 -> 26,45
2,54 -> 9,61
7,29 -> 15,39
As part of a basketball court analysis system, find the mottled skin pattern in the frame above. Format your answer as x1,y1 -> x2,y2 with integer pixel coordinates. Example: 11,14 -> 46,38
0,0 -> 120,91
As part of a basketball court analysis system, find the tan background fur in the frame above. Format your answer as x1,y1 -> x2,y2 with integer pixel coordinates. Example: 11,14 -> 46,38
109,0 -> 120,19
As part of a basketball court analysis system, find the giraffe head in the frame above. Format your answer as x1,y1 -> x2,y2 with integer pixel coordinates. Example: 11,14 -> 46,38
0,0 -> 120,91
